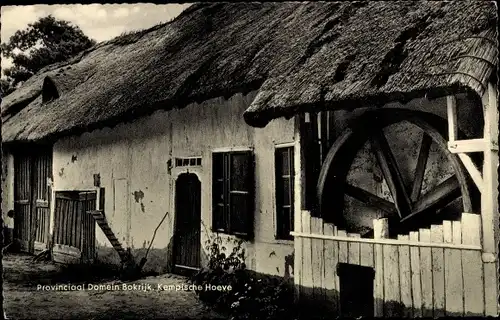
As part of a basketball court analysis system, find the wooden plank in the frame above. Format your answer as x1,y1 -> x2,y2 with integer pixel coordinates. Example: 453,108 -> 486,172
397,235 -> 412,317
337,230 -> 348,264
59,199 -> 66,244
347,233 -> 361,265
481,82 -> 499,317
457,153 -> 484,193
461,213 -> 484,316
75,200 -> 82,251
293,115 -> 302,303
383,243 -> 401,317
52,253 -> 81,264
445,220 -> 464,316
311,217 -> 324,302
53,199 -> 60,244
373,220 -> 385,317
336,229 -> 348,316
301,210 -> 313,300
431,225 -> 445,317
290,231 -> 483,250
373,218 -> 389,239
53,244 -> 81,256
446,95 -> 458,142
323,223 -> 338,311
360,241 -> 374,268
68,200 -> 75,246
448,138 -> 487,153
294,215 -> 303,302
409,231 -> 422,317
419,228 -> 433,317
34,241 -> 46,252
71,200 -> 78,247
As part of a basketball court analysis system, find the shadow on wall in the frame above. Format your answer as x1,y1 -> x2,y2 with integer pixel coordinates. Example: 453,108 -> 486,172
95,236 -> 175,275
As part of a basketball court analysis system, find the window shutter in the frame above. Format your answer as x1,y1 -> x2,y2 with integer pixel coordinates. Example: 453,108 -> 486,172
228,151 -> 254,238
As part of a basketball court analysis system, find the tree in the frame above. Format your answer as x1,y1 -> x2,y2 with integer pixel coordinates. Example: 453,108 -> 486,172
0,78 -> 15,96
1,15 -> 96,88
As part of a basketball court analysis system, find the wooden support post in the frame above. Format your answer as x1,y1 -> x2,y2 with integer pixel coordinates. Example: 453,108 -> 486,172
293,114 -> 303,303
480,82 -> 499,316
457,153 -> 484,193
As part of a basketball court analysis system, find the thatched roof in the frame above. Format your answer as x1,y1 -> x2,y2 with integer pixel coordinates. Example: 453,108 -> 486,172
1,1 -> 497,143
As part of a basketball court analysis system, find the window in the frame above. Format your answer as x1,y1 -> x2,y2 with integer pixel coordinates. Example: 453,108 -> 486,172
174,157 -> 202,167
275,146 -> 294,240
212,151 -> 254,238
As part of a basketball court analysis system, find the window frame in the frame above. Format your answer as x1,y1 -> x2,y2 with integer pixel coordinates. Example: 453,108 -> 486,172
211,149 -> 254,239
274,145 -> 295,241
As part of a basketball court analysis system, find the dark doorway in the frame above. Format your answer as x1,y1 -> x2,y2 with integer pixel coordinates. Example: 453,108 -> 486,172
173,173 -> 201,275
337,263 -> 375,317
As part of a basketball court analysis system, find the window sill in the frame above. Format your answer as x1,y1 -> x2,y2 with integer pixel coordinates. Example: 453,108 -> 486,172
262,238 -> 294,246
210,229 -> 253,240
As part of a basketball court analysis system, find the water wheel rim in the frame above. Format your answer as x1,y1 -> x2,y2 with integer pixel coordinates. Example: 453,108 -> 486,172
316,108 -> 473,232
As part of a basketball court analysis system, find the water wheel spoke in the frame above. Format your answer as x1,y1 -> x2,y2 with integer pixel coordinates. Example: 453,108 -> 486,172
410,133 -> 433,203
370,130 -> 412,218
400,175 -> 461,224
345,184 -> 397,216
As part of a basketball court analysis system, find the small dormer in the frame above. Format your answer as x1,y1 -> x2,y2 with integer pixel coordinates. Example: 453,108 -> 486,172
42,76 -> 60,103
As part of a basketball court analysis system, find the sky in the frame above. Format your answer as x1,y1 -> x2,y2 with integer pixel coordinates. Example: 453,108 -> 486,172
1,4 -> 191,73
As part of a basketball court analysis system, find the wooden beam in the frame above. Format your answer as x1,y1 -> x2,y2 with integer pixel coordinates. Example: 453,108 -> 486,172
293,115 -> 303,303
290,231 -> 482,250
447,95 -> 458,142
345,184 -> 397,215
411,134 -> 432,202
371,131 -> 412,218
457,153 -> 484,193
448,138 -> 488,153
401,176 -> 461,223
481,82 -> 499,316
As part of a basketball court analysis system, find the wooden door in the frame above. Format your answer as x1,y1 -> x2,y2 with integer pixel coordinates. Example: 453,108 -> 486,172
13,147 -> 52,253
14,152 -> 33,252
33,151 -> 52,252
53,191 -> 96,263
173,173 -> 201,274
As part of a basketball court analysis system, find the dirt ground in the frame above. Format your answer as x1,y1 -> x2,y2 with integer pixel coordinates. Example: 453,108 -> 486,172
2,253 -> 227,319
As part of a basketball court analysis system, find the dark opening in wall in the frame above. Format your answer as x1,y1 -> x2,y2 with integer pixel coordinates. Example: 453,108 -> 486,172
337,263 -> 375,317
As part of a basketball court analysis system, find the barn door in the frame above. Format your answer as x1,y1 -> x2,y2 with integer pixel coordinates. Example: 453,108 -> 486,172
173,173 -> 201,274
13,147 -> 52,253
14,152 -> 33,252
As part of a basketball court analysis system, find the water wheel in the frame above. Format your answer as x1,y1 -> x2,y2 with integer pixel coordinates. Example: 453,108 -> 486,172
317,108 -> 476,237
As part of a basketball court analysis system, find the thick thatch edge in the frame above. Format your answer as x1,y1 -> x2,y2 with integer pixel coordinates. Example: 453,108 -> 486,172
243,82 -> 482,128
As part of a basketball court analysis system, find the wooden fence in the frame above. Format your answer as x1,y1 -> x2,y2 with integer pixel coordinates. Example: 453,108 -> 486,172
292,211 -> 491,317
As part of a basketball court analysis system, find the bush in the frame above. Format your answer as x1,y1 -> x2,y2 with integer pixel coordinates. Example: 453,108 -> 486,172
190,234 -> 297,320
